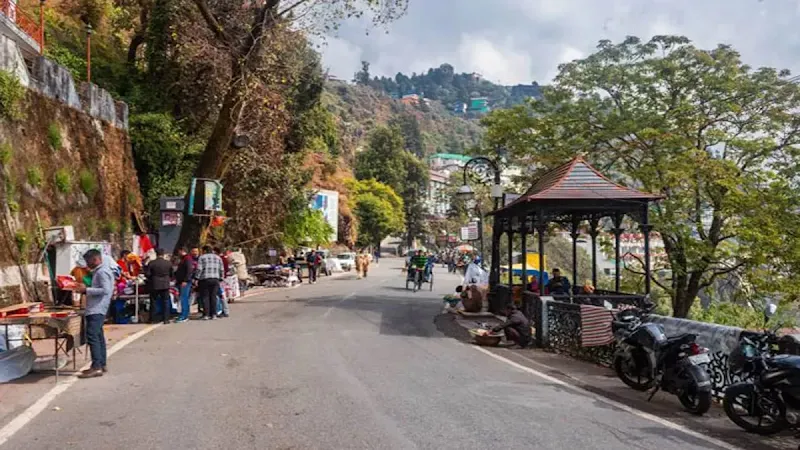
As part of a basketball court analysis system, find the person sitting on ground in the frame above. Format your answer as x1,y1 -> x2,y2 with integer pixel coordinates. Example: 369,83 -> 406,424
545,268 -> 571,297
492,304 -> 533,348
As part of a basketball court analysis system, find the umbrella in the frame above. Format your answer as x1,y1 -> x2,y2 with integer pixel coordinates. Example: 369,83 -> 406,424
456,244 -> 475,252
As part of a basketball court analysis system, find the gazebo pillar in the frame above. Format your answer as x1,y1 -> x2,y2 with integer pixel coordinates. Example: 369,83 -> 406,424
641,206 -> 653,295
536,215 -> 547,295
570,216 -> 580,291
520,217 -> 528,289
612,213 -> 624,292
507,219 -> 514,286
589,217 -> 599,289
490,218 -> 502,287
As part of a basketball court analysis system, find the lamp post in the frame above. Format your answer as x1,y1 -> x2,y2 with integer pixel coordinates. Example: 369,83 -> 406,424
39,0 -> 45,54
456,156 -> 503,267
85,23 -> 93,83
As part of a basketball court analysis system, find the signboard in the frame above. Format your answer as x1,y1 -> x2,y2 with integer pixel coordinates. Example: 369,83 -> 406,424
310,189 -> 339,242
187,178 -> 223,216
460,222 -> 480,241
161,211 -> 182,227
268,248 -> 277,257
204,180 -> 223,211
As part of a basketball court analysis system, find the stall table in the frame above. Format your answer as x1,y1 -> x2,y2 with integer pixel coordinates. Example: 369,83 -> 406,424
0,310 -> 85,383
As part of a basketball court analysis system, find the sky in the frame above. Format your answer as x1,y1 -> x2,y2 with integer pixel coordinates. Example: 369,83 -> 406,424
320,0 -> 800,85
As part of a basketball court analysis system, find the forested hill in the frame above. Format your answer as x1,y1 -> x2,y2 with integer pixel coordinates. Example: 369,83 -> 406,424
353,62 -> 543,110
323,79 -> 484,160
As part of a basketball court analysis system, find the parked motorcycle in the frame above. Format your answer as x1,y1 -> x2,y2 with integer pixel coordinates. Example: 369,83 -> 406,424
611,301 -> 713,415
723,304 -> 800,437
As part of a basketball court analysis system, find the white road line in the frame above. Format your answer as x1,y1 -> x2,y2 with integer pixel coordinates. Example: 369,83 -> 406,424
323,292 -> 355,318
0,323 -> 162,447
472,346 -> 740,450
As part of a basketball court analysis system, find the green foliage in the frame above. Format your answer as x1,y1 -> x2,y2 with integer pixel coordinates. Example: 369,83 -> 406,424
26,166 -> 43,187
54,169 -> 72,193
85,218 -> 98,237
78,169 -> 98,197
389,113 -> 424,157
0,142 -> 11,165
47,123 -> 62,151
281,207 -> 334,248
0,70 -> 25,120
296,104 -> 339,156
130,113 -> 202,219
354,61 -> 371,85
347,178 -> 405,248
102,219 -> 119,234
355,126 -> 407,191
483,35 -> 800,317
45,42 -> 86,82
7,199 -> 19,212
14,230 -> 28,256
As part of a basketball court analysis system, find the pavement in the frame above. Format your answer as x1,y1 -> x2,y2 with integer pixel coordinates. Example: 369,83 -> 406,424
0,259 -> 785,449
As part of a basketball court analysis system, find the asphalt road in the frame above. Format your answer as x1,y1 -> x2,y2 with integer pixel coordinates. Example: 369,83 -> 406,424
3,259 -> 730,450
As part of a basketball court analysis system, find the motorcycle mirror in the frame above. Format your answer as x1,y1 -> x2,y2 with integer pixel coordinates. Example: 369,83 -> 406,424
603,300 -> 613,310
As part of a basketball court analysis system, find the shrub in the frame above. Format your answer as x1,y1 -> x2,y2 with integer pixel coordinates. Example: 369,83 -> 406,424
0,142 -> 11,165
26,166 -> 43,187
7,199 -> 18,212
78,169 -> 97,197
102,219 -> 119,234
14,230 -> 28,255
47,122 -> 62,150
0,70 -> 25,120
54,169 -> 71,193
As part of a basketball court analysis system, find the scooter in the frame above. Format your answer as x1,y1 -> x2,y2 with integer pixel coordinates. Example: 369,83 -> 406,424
611,300 -> 713,415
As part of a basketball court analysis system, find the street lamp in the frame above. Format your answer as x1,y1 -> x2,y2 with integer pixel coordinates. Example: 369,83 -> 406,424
456,155 -> 504,263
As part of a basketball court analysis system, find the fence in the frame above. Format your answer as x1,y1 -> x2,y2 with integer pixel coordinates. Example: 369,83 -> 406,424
532,295 -> 760,400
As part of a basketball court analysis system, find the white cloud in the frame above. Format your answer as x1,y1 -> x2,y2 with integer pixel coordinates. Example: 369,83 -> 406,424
320,0 -> 800,85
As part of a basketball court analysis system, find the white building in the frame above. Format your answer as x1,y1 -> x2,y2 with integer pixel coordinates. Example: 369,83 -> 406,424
427,169 -> 449,218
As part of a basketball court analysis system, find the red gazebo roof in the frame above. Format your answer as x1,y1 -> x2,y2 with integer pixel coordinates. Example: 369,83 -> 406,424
503,157 -> 662,210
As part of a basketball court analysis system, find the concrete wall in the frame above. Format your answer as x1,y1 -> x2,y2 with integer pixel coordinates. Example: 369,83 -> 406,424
30,56 -> 83,110
0,35 -> 29,87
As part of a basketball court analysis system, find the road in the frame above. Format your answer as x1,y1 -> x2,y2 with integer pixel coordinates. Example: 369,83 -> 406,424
2,259 -> 730,450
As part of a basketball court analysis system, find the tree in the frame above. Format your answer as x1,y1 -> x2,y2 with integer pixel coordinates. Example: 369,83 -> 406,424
354,61 -> 371,86
355,126 -> 408,190
347,179 -> 404,249
400,152 -> 429,247
281,206 -> 334,248
389,112 -> 424,157
482,35 -> 800,318
179,0 -> 408,244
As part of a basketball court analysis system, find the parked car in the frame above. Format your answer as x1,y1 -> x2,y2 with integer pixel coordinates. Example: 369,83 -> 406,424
336,252 -> 356,271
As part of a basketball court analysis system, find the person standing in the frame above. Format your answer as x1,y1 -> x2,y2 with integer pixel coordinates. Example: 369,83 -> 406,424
214,247 -> 231,317
75,249 -> 114,378
194,246 -> 223,320
145,248 -> 174,324
306,250 -> 318,284
230,248 -> 249,293
174,247 -> 194,323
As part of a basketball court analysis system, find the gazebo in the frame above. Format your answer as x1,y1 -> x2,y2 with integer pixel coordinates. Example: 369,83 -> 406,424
488,157 -> 662,308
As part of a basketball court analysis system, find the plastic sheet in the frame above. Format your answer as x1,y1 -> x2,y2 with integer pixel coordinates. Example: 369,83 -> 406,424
0,346 -> 35,383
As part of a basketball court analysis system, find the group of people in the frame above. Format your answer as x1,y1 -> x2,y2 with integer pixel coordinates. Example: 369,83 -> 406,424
72,245 -> 249,379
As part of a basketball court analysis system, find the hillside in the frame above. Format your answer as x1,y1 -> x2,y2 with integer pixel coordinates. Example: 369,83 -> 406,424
356,63 -> 543,113
323,80 -> 484,161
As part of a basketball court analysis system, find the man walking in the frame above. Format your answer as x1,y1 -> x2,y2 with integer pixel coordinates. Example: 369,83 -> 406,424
75,249 -> 114,378
146,248 -> 174,324
194,245 -> 224,320
174,247 -> 194,323
306,250 -> 318,284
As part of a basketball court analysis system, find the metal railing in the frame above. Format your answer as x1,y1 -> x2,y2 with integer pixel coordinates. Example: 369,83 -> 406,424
0,0 -> 42,51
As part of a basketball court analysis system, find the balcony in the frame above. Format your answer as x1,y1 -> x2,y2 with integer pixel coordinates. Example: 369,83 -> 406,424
0,0 -> 42,57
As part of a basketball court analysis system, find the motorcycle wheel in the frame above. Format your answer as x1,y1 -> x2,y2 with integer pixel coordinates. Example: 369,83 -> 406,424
723,389 -> 787,435
614,353 -> 655,391
679,387 -> 712,415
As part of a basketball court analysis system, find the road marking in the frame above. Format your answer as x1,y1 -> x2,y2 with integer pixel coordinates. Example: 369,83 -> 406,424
323,292 -> 355,318
472,346 -> 741,450
0,323 -> 162,447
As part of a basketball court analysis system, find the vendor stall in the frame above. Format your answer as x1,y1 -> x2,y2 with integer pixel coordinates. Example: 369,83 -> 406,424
0,303 -> 85,383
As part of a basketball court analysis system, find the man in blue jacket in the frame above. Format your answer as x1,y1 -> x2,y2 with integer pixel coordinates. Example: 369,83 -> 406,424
75,249 -> 114,378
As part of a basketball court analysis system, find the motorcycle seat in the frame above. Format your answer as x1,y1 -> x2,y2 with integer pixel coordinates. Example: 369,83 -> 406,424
663,333 -> 696,347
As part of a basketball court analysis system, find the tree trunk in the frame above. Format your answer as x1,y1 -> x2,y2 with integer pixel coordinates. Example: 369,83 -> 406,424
176,62 -> 245,248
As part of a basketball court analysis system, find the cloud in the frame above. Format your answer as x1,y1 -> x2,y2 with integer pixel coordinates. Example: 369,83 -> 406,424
320,0 -> 800,85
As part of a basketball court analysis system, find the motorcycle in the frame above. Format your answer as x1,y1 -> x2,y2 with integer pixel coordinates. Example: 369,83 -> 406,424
611,300 -> 713,415
723,304 -> 800,437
